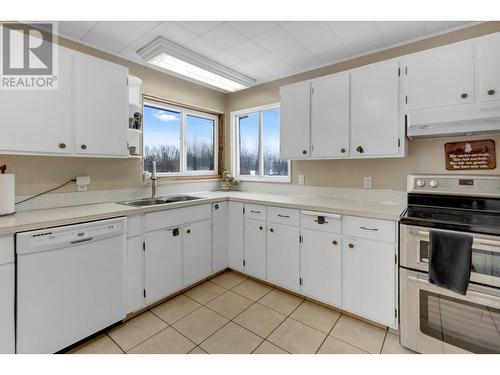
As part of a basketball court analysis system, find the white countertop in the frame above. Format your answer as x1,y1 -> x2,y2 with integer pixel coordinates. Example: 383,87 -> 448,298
0,190 -> 405,236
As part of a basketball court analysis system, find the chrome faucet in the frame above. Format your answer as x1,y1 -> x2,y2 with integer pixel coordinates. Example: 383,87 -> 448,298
151,161 -> 158,198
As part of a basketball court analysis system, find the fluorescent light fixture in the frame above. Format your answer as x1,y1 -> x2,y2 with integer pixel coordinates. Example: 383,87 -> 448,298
137,37 -> 255,92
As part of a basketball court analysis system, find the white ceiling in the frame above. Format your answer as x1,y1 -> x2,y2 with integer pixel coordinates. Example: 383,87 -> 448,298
55,21 -> 475,88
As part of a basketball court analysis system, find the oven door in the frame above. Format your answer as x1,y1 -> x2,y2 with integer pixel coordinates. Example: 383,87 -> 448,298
400,224 -> 500,288
400,268 -> 500,354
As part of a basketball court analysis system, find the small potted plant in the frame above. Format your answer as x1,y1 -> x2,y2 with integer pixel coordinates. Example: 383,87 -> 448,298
220,169 -> 239,191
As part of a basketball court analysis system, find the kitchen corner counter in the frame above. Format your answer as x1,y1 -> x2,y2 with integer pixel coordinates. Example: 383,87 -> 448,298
0,191 -> 405,235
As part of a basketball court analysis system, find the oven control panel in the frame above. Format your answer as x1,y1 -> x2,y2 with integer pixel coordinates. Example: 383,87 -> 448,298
408,175 -> 500,197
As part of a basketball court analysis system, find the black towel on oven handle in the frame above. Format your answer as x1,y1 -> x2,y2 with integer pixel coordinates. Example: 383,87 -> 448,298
428,230 -> 473,295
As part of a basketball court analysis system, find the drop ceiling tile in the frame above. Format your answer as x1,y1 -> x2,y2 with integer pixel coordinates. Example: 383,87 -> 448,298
57,21 -> 97,40
184,37 -> 223,57
149,22 -> 198,45
272,43 -> 320,71
82,22 -> 147,53
202,23 -> 247,49
130,21 -> 162,32
376,21 -> 427,46
248,54 -> 297,78
328,21 -> 385,55
253,27 -> 296,51
230,61 -> 263,79
177,21 -> 223,35
280,21 -> 350,57
229,21 -> 277,38
314,46 -> 351,65
226,40 -> 267,61
210,50 -> 244,68
425,21 -> 470,35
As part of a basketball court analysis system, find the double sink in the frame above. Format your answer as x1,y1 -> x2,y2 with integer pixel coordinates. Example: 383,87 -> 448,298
119,195 -> 202,207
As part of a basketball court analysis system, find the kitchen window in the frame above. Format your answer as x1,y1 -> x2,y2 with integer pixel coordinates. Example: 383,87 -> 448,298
143,101 -> 218,177
232,104 -> 290,182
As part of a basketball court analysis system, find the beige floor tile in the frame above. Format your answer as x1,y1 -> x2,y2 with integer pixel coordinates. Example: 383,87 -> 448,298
382,332 -> 416,354
253,340 -> 288,354
188,346 -> 208,354
206,291 -> 253,319
268,318 -> 326,354
151,294 -> 201,324
258,289 -> 304,315
330,315 -> 386,354
173,306 -> 229,344
290,301 -> 341,334
69,334 -> 123,354
127,327 -> 195,354
183,281 -> 226,305
317,336 -> 368,354
232,278 -> 273,301
233,303 -> 286,338
108,311 -> 168,352
200,322 -> 263,354
210,271 -> 247,289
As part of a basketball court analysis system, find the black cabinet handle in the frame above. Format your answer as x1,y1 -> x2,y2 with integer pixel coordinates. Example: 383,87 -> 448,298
302,150 -> 307,155
186,229 -> 191,234
270,228 -> 274,232
488,89 -> 496,96
340,148 -> 346,153
348,243 -> 354,249
214,204 -> 219,210
332,240 -> 338,246
461,93 -> 468,99
277,214 -> 290,218
59,143 -> 66,149
259,226 -> 263,230
250,210 -> 261,214
356,146 -> 364,154
81,144 -> 87,150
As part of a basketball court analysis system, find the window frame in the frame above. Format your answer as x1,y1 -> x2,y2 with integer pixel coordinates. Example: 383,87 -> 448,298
143,100 -> 219,177
231,103 -> 291,183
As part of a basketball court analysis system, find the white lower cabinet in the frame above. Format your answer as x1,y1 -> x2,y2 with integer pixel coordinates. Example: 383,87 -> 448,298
144,227 -> 183,305
301,229 -> 342,307
267,224 -> 300,292
212,202 -> 228,273
342,237 -> 396,327
0,235 -> 15,354
243,219 -> 267,279
228,202 -> 244,271
183,219 -> 212,287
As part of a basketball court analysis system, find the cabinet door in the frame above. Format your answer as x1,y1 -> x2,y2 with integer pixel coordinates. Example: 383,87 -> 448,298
405,43 -> 474,110
267,224 -> 300,291
280,81 -> 311,159
228,202 -> 244,272
351,60 -> 400,157
311,74 -> 350,158
183,219 -> 212,286
477,35 -> 500,102
301,230 -> 341,307
342,237 -> 395,327
145,227 -> 182,305
212,202 -> 228,273
243,219 -> 267,279
0,263 -> 15,354
126,236 -> 145,314
74,52 -> 128,157
0,46 -> 73,155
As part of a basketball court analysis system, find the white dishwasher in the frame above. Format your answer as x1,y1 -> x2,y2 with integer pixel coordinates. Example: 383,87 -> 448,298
16,217 -> 127,354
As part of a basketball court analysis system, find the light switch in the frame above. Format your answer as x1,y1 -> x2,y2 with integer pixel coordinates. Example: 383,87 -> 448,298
363,176 -> 372,189
298,175 -> 305,185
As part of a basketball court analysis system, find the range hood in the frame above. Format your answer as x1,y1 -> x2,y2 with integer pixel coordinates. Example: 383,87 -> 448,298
407,102 -> 500,139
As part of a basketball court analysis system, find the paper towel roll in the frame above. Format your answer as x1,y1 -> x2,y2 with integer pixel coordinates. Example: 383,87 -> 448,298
0,174 -> 15,216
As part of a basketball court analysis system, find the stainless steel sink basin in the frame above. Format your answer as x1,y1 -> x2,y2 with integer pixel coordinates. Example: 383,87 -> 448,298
119,195 -> 202,207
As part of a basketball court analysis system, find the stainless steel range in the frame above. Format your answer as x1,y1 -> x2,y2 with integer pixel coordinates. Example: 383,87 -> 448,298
399,175 -> 500,354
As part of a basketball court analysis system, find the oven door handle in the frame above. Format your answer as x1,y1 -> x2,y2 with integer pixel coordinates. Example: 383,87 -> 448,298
407,274 -> 500,301
416,230 -> 500,251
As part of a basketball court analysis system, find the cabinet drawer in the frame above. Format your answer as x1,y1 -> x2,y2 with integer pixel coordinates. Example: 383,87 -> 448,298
244,204 -> 267,220
0,236 -> 14,265
127,215 -> 143,238
301,211 -> 342,233
145,204 -> 211,232
268,206 -> 299,226
343,216 -> 396,243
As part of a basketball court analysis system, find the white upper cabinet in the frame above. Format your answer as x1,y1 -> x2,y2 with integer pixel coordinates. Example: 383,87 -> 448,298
311,73 -> 350,158
74,52 -> 129,157
405,42 -> 474,110
279,81 -> 311,159
476,34 -> 500,103
0,46 -> 73,155
350,60 -> 400,157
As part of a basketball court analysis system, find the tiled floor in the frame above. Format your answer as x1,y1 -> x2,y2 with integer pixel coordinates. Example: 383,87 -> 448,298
68,271 -> 415,354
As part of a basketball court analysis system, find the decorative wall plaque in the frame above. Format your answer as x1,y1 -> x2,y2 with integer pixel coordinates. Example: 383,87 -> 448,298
445,140 -> 496,170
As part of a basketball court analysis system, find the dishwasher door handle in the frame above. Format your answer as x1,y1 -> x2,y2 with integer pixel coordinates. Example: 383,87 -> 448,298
70,237 -> 94,245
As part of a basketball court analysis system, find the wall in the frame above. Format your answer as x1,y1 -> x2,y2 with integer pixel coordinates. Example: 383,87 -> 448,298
226,21 -> 500,191
1,30 -> 226,196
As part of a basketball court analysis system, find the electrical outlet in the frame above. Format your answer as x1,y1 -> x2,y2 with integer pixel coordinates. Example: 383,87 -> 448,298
363,176 -> 372,189
298,175 -> 305,185
76,176 -> 90,192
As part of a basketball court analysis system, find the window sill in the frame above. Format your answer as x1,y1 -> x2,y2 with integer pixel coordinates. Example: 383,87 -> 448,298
237,175 -> 291,183
144,174 -> 221,182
